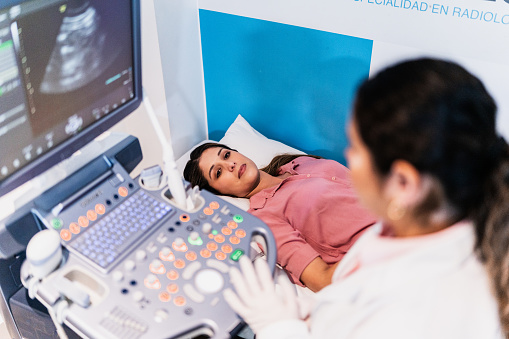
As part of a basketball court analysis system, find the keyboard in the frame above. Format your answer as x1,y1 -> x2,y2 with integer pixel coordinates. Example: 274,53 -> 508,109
69,190 -> 172,271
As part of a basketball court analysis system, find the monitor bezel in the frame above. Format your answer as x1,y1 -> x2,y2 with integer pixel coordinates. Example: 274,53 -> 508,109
0,0 -> 143,198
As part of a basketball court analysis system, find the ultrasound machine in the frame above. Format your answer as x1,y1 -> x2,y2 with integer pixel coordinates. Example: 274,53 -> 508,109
0,1 -> 276,338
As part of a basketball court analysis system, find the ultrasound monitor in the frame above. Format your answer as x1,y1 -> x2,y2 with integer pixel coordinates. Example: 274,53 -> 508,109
0,0 -> 142,197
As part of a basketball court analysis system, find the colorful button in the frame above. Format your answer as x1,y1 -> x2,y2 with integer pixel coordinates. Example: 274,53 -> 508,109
207,242 -> 218,251
150,260 -> 166,275
227,221 -> 238,229
233,215 -> 243,223
215,251 -> 227,261
221,244 -> 232,254
60,229 -> 72,241
235,229 -> 246,238
230,249 -> 245,261
69,223 -> 80,234
118,186 -> 128,197
229,236 -> 240,245
200,249 -> 212,258
160,248 -> 175,262
159,291 -> 171,302
185,251 -> 197,261
95,203 -> 106,215
209,201 -> 220,209
78,216 -> 89,228
51,218 -> 63,230
87,210 -> 97,221
203,207 -> 214,215
179,214 -> 190,222
221,227 -> 232,236
214,234 -> 225,243
174,296 -> 186,307
167,283 -> 179,294
167,270 -> 179,280
174,259 -> 186,269
144,275 -> 161,290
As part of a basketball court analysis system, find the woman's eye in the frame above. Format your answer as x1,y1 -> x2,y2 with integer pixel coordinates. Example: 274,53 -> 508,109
224,151 -> 230,159
216,168 -> 222,178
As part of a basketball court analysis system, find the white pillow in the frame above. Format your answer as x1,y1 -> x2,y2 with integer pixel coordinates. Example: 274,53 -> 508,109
219,115 -> 305,168
176,114 -> 305,211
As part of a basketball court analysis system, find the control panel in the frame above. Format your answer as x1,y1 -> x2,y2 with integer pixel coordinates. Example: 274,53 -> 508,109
21,163 -> 276,339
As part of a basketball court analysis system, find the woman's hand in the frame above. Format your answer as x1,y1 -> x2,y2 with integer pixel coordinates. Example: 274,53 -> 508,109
223,256 -> 301,334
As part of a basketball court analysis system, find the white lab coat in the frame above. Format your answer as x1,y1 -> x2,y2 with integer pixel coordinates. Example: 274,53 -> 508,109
258,221 -> 503,339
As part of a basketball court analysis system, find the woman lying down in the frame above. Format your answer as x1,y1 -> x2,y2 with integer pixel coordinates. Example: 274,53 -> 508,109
184,144 -> 376,292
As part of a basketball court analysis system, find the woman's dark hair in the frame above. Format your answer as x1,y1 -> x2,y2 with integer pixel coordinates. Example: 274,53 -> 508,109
354,57 -> 509,335
183,142 -> 235,195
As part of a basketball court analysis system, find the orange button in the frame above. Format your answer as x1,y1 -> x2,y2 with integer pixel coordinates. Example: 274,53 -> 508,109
179,214 -> 190,222
227,221 -> 238,229
150,263 -> 166,275
60,229 -> 72,241
185,251 -> 197,261
221,244 -> 232,253
221,227 -> 232,236
69,223 -> 80,234
203,207 -> 214,215
229,236 -> 240,245
78,216 -> 89,228
235,229 -> 246,238
207,242 -> 218,251
209,201 -> 220,209
200,249 -> 211,258
167,283 -> 179,294
160,251 -> 175,262
144,277 -> 161,290
215,251 -> 227,260
87,210 -> 97,221
214,234 -> 225,243
174,296 -> 186,307
167,270 -> 179,280
95,203 -> 106,215
159,291 -> 171,302
208,234 -> 214,239
118,186 -> 128,197
174,259 -> 186,269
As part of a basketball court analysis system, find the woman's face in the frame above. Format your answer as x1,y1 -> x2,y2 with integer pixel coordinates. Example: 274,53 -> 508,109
345,120 -> 387,218
198,147 -> 261,197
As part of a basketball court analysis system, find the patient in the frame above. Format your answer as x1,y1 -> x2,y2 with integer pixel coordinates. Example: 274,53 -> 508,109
184,144 -> 376,291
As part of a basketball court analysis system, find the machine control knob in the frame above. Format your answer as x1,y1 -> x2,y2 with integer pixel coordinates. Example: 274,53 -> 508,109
146,274 -> 158,285
161,247 -> 171,257
124,260 -> 136,271
26,230 -> 62,279
202,223 -> 212,234
135,250 -> 147,262
154,309 -> 169,323
174,237 -> 184,247
190,231 -> 200,241
112,270 -> 124,282
133,291 -> 144,302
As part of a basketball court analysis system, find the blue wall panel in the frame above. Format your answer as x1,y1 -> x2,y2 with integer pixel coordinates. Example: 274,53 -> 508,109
199,10 -> 372,164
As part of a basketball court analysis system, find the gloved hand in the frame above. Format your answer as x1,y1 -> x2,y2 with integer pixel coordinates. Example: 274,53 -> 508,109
223,256 -> 300,334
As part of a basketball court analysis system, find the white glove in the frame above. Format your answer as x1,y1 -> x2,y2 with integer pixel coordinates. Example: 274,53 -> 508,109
223,256 -> 300,334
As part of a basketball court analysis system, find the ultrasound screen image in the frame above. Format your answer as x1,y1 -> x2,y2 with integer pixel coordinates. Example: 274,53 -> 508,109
18,0 -> 133,136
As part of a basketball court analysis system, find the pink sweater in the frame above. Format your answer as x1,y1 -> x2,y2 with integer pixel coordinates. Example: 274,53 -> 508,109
248,157 -> 376,285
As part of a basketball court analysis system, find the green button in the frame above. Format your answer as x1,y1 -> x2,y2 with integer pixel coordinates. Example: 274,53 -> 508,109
233,215 -> 243,223
212,229 -> 218,235
188,235 -> 203,246
230,249 -> 245,261
51,218 -> 63,230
